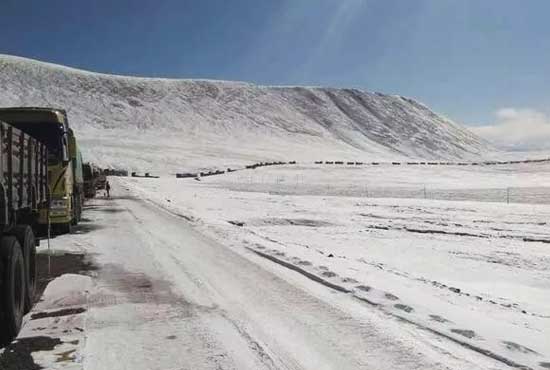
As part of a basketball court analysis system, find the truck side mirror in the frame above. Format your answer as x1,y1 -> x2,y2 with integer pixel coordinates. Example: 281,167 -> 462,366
62,135 -> 70,163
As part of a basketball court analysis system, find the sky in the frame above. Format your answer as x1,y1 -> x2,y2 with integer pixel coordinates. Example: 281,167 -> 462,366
1,0 -> 550,149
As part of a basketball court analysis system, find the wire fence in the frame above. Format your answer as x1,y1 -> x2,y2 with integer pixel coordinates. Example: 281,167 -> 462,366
220,179 -> 550,205
358,186 -> 550,205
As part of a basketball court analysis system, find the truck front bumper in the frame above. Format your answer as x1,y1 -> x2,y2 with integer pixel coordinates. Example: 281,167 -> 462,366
39,204 -> 72,225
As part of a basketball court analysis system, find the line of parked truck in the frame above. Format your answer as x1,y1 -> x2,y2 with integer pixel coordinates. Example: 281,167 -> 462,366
0,107 -> 104,347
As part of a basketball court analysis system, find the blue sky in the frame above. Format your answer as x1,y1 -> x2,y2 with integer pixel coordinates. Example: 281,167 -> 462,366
1,0 -> 550,132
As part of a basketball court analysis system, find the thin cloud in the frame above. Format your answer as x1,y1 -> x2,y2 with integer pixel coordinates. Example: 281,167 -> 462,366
472,108 -> 550,151
298,0 -> 365,79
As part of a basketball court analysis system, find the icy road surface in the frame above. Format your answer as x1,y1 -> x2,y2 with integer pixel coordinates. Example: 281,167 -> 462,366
2,183 -> 517,370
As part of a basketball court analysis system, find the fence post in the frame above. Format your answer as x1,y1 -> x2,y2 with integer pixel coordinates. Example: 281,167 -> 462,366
423,185 -> 427,199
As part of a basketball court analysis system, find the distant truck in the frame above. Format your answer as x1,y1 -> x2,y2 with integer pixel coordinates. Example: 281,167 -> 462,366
96,170 -> 107,191
0,108 -> 83,234
0,119 -> 48,347
83,163 -> 95,198
83,163 -> 101,198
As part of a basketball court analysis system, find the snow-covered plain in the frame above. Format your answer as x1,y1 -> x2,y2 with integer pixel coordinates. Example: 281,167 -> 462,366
207,161 -> 550,203
118,163 -> 550,370
1,188 -> 515,370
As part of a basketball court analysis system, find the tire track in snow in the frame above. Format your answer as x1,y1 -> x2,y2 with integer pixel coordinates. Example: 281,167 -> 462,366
248,247 -> 534,370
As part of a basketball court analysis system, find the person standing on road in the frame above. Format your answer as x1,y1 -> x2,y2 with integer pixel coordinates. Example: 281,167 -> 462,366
106,181 -> 111,198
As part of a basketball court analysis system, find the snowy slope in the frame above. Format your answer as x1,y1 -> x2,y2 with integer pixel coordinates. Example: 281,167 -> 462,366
0,54 -> 488,172
119,170 -> 550,370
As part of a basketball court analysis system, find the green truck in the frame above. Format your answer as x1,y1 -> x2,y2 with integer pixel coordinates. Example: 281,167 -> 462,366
0,108 -> 84,234
69,128 -> 84,227
0,118 -> 48,346
83,162 -> 100,198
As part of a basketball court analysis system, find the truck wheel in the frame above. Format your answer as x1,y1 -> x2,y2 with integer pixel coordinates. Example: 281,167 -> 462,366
14,226 -> 36,313
57,222 -> 72,235
77,196 -> 82,223
71,197 -> 78,226
0,236 -> 26,347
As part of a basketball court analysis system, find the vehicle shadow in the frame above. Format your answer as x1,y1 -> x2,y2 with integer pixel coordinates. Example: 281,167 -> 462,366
84,206 -> 125,214
0,336 -> 62,369
37,218 -> 106,239
89,194 -> 138,201
35,252 -> 98,304
0,253 -> 98,359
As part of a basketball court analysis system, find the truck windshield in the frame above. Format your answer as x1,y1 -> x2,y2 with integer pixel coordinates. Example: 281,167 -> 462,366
7,122 -> 64,165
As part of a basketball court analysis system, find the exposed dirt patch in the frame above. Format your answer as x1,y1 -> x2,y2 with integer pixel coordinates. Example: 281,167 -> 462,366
404,227 -> 485,239
71,221 -> 106,234
256,218 -> 335,227
366,225 -> 390,231
84,206 -> 125,214
88,263 -> 191,311
228,220 -> 245,227
355,285 -> 371,292
0,336 -> 62,369
341,277 -> 358,284
31,308 -> 86,321
321,271 -> 337,278
502,341 -> 539,355
429,315 -> 451,323
107,195 -> 139,201
367,223 -> 550,246
451,329 -> 477,339
523,237 -> 550,244
384,293 -> 399,301
394,304 -> 413,313
540,362 -> 550,369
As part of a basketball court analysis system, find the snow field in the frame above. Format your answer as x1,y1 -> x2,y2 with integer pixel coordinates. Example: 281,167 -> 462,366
120,163 -> 550,370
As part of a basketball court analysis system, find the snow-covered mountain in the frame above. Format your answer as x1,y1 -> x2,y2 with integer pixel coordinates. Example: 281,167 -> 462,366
0,54 -> 488,172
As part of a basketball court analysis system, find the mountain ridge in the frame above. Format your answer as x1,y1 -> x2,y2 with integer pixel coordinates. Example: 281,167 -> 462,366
0,54 -> 488,172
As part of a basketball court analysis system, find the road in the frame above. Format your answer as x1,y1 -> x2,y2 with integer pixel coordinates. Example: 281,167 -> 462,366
5,182 -> 509,370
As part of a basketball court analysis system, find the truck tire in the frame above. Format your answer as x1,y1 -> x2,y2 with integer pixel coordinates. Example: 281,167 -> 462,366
14,226 -> 36,313
0,236 -> 25,347
77,195 -> 82,223
71,196 -> 78,226
57,222 -> 72,235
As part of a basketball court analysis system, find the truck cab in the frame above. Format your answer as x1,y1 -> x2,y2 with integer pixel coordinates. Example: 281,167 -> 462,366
0,108 -> 79,233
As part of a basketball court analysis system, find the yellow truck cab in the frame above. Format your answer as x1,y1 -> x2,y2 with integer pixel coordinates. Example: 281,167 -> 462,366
0,108 -> 81,234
